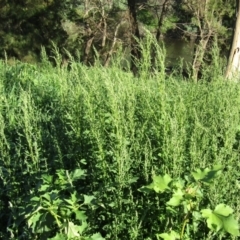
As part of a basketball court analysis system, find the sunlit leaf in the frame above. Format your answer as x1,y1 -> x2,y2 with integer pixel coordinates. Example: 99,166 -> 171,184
167,188 -> 184,206
27,212 -> 41,230
89,232 -> 105,240
222,214 -> 239,236
42,174 -> 53,184
74,210 -> 87,221
147,174 -> 172,193
214,204 -> 233,217
48,233 -> 67,240
84,195 -> 95,204
71,168 -> 86,181
67,221 -> 80,238
78,220 -> 88,234
202,205 -> 239,236
157,230 -> 180,239
201,208 -> 223,231
191,165 -> 222,184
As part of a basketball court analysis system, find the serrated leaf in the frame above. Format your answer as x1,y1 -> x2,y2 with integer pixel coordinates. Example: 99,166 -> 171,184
222,214 -> 239,236
157,230 -> 180,239
71,169 -> 85,181
39,184 -> 50,192
84,195 -> 95,204
191,165 -> 222,184
89,233 -> 105,240
202,206 -> 239,236
63,198 -> 74,206
214,204 -> 233,217
42,174 -> 53,184
67,221 -> 80,238
201,208 -> 223,231
30,196 -> 40,202
70,191 -> 77,203
78,221 -> 88,234
167,188 -> 184,206
147,174 -> 172,193
27,212 -> 41,230
48,233 -> 67,240
74,210 -> 87,221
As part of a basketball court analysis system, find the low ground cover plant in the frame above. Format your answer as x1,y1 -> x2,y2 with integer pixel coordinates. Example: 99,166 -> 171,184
140,165 -> 239,239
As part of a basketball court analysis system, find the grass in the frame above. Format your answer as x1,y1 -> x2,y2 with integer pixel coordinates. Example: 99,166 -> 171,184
0,43 -> 239,239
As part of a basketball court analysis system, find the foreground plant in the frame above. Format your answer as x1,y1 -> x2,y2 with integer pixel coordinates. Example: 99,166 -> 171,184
139,165 -> 239,239
15,168 -> 104,240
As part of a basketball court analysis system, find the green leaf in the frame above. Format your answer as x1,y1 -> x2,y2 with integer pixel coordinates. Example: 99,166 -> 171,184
70,191 -> 77,203
167,189 -> 184,206
147,174 -> 172,193
222,214 -> 239,236
214,204 -> 233,217
39,184 -> 50,192
71,168 -> 85,181
78,221 -> 88,234
74,210 -> 87,221
191,165 -> 222,184
42,174 -> 53,184
89,233 -> 105,240
28,211 -> 42,230
201,208 -> 223,231
67,221 -> 80,238
201,205 -> 239,236
30,196 -> 40,202
84,195 -> 95,205
157,230 -> 180,239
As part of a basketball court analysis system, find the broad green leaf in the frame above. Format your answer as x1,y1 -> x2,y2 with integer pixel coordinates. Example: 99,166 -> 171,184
42,193 -> 51,203
30,196 -> 40,202
222,214 -> 239,236
64,198 -> 74,206
167,188 -> 184,206
191,165 -> 222,184
39,184 -> 50,192
214,204 -> 233,217
201,208 -> 223,231
157,230 -> 180,239
67,221 -> 80,238
29,212 -> 52,233
84,195 -> 95,204
147,174 -> 172,193
70,191 -> 77,203
27,211 -> 41,230
71,168 -> 85,181
74,210 -> 87,221
42,174 -> 53,184
201,205 -> 239,236
78,220 -> 88,234
89,232 -> 105,240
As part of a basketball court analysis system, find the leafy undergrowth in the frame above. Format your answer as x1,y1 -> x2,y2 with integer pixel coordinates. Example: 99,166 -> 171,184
0,51 -> 239,239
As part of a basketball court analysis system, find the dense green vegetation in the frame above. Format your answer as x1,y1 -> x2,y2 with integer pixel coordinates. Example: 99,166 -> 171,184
0,44 -> 239,239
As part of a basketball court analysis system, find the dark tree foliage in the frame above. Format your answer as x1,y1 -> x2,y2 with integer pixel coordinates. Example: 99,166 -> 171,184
0,0 -> 69,61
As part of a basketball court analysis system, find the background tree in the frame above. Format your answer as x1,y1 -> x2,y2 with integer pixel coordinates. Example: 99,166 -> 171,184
181,0 -> 235,80
225,0 -> 240,79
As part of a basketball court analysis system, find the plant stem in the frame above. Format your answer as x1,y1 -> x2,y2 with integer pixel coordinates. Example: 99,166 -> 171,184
180,215 -> 189,239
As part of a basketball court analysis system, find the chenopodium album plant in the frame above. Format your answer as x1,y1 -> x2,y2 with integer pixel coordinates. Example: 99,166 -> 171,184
139,165 -> 239,240
18,168 -> 104,240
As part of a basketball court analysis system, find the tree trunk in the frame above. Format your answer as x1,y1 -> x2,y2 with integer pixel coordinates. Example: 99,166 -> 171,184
104,21 -> 125,67
127,0 -> 141,75
225,0 -> 240,80
192,31 -> 212,81
156,0 -> 168,41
